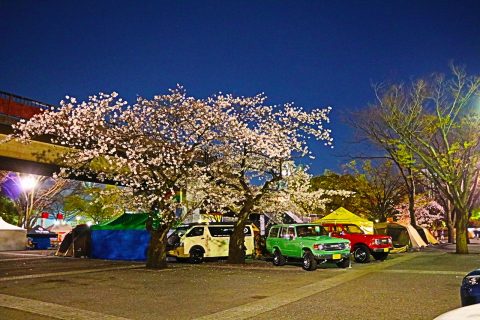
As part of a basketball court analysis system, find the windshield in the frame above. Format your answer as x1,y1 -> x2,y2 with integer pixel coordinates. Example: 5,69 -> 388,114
296,225 -> 328,237
344,224 -> 364,234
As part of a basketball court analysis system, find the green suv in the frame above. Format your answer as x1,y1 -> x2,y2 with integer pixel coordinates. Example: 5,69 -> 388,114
266,224 -> 351,271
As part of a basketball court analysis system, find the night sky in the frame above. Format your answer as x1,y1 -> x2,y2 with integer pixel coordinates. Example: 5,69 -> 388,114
1,0 -> 479,175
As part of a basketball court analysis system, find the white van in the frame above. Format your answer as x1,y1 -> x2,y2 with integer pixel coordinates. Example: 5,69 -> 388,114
167,223 -> 255,263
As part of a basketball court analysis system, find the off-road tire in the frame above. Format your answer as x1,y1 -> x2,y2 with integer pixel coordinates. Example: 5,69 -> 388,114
372,252 -> 389,261
272,249 -> 286,266
353,245 -> 370,263
336,257 -> 350,268
302,251 -> 317,271
189,247 -> 204,264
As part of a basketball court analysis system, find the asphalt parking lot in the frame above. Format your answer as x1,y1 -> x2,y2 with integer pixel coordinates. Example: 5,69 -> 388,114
0,245 -> 479,320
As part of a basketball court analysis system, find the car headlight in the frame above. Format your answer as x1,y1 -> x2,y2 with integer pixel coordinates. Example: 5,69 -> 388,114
344,243 -> 350,250
465,275 -> 480,285
313,244 -> 324,250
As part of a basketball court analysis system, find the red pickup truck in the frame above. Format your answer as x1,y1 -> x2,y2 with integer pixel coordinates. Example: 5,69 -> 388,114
321,223 -> 392,263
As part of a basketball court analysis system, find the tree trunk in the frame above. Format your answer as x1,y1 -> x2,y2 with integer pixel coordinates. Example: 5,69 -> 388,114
146,224 -> 170,269
228,217 -> 248,264
447,224 -> 455,244
455,209 -> 469,254
407,170 -> 416,227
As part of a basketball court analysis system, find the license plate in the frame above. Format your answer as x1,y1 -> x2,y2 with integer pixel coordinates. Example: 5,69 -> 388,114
384,248 -> 389,252
332,254 -> 341,260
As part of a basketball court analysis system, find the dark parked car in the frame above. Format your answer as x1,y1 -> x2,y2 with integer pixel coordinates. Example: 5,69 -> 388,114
461,269 -> 480,306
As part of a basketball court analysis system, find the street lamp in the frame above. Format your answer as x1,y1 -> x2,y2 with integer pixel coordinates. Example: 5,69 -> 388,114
20,175 -> 38,191
19,174 -> 40,228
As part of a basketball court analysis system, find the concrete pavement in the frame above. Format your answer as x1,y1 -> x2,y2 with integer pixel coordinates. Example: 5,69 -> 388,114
0,244 -> 479,319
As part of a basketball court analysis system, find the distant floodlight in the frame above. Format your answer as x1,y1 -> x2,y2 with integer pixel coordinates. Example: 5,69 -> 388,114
86,221 -> 93,226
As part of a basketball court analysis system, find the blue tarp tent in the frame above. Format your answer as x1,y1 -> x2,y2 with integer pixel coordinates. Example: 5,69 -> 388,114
90,213 -> 151,261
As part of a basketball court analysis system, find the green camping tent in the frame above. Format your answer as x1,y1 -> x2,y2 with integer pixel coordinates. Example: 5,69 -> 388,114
90,213 -> 151,260
91,213 -> 149,231
314,207 -> 374,234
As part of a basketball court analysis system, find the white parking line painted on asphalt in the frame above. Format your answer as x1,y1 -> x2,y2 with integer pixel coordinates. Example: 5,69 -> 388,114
194,254 -> 419,320
0,257 -> 54,262
380,269 -> 466,276
0,293 -> 131,320
0,252 -> 53,257
0,265 -> 143,282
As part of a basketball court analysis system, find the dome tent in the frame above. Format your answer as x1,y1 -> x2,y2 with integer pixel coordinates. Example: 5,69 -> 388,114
0,217 -> 27,250
375,222 -> 427,248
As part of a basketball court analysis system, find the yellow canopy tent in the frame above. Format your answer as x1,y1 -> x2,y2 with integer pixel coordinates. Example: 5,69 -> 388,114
314,207 -> 374,234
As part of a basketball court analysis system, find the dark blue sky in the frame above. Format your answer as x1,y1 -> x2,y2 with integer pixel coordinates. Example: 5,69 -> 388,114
1,1 -> 479,175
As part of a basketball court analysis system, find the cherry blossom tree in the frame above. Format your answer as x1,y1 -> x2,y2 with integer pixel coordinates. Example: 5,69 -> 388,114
394,193 -> 444,228
201,95 -> 334,263
256,165 -> 354,219
11,87 -> 335,267
12,87 -> 230,268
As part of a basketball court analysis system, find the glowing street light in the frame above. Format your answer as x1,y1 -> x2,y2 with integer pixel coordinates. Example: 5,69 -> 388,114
20,175 -> 38,191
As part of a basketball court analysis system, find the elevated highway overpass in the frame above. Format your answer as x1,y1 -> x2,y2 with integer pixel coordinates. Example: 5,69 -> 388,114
0,91 -> 68,176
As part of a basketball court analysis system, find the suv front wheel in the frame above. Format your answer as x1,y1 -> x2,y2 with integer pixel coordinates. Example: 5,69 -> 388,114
302,251 -> 317,271
336,258 -> 350,268
353,245 -> 370,263
372,252 -> 388,261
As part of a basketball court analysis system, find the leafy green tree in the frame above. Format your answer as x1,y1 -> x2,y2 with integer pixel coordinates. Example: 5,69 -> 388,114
64,184 -> 136,224
310,170 -> 371,217
346,160 -> 406,222
0,195 -> 17,225
371,66 -> 480,254
350,99 -> 418,226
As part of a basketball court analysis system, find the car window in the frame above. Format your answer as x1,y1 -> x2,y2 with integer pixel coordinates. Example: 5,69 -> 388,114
297,225 -> 328,237
344,224 -> 364,234
186,227 -> 204,237
280,227 -> 289,239
269,227 -> 279,238
323,225 -> 334,232
208,226 -> 233,237
288,227 -> 295,238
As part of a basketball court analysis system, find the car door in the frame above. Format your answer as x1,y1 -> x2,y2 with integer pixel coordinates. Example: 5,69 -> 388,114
208,226 -> 231,257
266,226 -> 280,253
184,226 -> 206,255
283,226 -> 298,257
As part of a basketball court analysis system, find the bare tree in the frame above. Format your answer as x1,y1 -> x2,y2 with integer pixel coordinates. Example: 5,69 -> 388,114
371,66 -> 480,254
